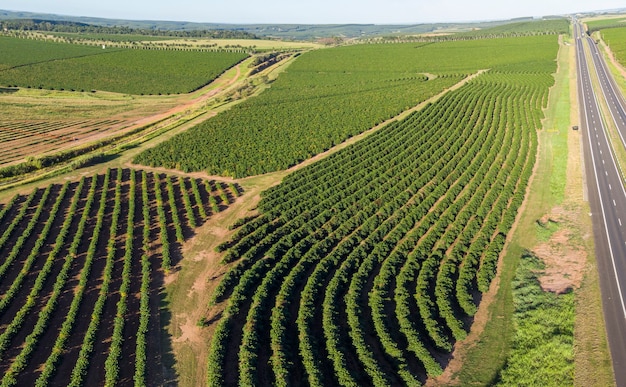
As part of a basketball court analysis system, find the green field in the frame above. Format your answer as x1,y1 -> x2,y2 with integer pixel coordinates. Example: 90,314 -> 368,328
47,32 -> 179,42
599,26 -> 626,67
434,18 -> 569,40
0,36 -> 247,94
0,18 -> 602,386
203,34 -> 558,386
135,35 -> 558,178
0,168 -> 240,386
585,16 -> 626,33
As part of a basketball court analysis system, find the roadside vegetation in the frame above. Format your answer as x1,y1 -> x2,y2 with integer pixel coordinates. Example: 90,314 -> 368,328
495,253 -> 574,386
598,26 -> 626,66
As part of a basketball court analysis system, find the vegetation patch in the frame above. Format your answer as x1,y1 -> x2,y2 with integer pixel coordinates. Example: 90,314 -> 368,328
599,26 -> 626,68
495,252 -> 574,386
135,35 -> 558,178
0,168 -> 240,386
201,34 -> 558,385
0,36 -> 247,94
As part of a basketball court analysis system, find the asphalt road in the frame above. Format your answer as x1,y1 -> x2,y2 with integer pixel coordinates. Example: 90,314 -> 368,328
575,20 -> 626,385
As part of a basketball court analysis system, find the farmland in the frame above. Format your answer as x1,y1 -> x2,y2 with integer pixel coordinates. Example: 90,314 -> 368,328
0,14 -> 599,387
0,36 -> 248,94
0,168 -> 239,386
598,26 -> 626,67
0,119 -> 129,165
204,35 -> 558,385
135,36 -> 557,178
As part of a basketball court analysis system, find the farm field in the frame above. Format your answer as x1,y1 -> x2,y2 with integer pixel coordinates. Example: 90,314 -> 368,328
134,38 -> 324,50
431,18 -> 569,40
134,35 -> 559,178
0,36 -> 248,94
46,32 -> 180,42
0,119 -> 130,165
598,26 -> 626,67
0,167 -> 239,386
585,15 -> 626,32
203,35 -> 558,385
0,49 -> 254,171
0,17 -> 596,386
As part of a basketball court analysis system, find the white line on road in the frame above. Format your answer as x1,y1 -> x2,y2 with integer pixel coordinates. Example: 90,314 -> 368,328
579,34 -> 626,320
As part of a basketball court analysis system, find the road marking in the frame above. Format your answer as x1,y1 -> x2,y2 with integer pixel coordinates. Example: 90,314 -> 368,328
614,199 -> 617,206
603,159 -> 605,164
606,170 -> 609,176
610,184 -> 612,190
620,218 -> 623,226
584,76 -> 626,320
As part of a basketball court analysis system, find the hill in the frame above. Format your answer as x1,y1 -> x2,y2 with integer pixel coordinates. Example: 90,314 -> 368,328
0,10 -> 551,40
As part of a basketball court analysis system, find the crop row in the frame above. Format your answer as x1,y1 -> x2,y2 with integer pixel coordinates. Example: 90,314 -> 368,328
0,35 -> 248,95
135,35 -> 559,178
0,119 -> 126,165
0,168 -> 239,385
205,50 -> 556,386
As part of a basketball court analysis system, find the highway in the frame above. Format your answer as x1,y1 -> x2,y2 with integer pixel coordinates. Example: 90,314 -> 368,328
575,20 -> 626,385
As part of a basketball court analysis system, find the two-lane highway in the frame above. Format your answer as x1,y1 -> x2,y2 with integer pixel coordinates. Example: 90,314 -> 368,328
575,21 -> 626,385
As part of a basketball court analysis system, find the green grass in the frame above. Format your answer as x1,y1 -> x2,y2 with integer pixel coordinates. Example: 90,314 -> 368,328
535,220 -> 559,242
0,36 -> 248,94
495,252 -> 575,386
586,16 -> 626,33
600,27 -> 626,69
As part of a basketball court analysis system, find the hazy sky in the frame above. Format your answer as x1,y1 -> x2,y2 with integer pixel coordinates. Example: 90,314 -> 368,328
0,0 -> 624,24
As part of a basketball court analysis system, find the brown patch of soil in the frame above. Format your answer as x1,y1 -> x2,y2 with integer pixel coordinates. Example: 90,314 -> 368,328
533,207 -> 587,293
173,314 -> 204,345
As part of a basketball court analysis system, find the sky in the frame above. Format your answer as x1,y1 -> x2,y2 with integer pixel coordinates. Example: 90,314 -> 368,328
0,0 -> 625,25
